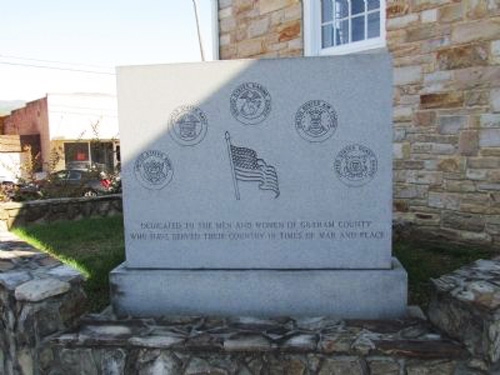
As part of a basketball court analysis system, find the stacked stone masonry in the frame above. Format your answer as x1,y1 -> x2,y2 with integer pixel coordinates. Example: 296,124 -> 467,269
0,230 -> 87,375
218,0 -> 500,247
0,194 -> 123,230
2,228 -> 500,373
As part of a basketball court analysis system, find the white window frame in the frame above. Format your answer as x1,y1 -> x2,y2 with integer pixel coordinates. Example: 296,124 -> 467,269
304,0 -> 386,56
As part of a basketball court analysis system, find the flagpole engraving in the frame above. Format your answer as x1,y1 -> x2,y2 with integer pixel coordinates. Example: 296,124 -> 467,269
225,132 -> 280,200
225,132 -> 241,200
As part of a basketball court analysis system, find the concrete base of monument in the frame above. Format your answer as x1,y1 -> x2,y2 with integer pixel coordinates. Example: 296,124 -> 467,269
109,258 -> 408,319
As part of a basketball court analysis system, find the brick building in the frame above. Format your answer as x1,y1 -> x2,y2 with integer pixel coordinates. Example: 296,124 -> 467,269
216,0 -> 500,246
2,93 -> 120,174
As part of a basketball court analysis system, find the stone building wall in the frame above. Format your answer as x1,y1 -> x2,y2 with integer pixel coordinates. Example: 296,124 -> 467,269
218,0 -> 500,248
219,0 -> 303,59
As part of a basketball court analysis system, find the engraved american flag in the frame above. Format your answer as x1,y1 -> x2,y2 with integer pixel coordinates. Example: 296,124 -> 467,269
229,143 -> 280,198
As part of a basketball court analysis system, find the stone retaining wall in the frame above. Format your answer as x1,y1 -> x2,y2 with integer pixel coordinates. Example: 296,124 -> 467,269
0,194 -> 122,230
2,229 -> 500,374
0,230 -> 86,375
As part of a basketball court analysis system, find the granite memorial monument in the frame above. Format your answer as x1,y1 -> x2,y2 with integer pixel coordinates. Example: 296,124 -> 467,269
111,53 -> 407,318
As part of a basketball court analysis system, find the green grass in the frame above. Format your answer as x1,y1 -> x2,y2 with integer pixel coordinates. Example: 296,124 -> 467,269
13,216 -> 125,312
12,216 -> 496,313
394,241 -> 494,308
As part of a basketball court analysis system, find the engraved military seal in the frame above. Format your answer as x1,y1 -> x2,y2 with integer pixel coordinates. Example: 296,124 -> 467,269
134,150 -> 174,190
169,105 -> 208,146
295,100 -> 338,143
334,144 -> 378,187
230,82 -> 271,125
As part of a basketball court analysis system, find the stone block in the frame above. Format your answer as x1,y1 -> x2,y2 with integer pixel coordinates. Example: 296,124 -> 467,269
220,17 -> 237,33
458,130 -> 479,156
421,9 -> 438,23
413,110 -> 436,126
110,259 -> 408,318
219,7 -> 232,19
468,157 -> 500,169
453,67 -> 500,90
480,129 -> 500,147
412,142 -> 455,155
466,168 -> 488,180
465,90 -> 488,107
437,44 -> 489,70
387,2 -> 410,17
278,21 -> 301,42
237,38 -> 264,57
481,114 -> 500,128
428,192 -> 460,210
466,0 -> 500,19
259,0 -> 296,15
438,3 -> 463,23
406,24 -> 441,42
420,92 -> 464,109
393,143 -> 410,159
492,40 -> 500,64
491,88 -> 500,112
394,128 -> 406,141
452,19 -> 500,44
441,211 -> 485,232
437,158 -> 463,172
387,14 -> 419,30
394,184 -> 427,199
15,278 -> 70,302
424,70 -> 452,85
284,3 -> 302,21
248,18 -> 270,38
429,259 -> 500,365
412,0 -> 449,12
444,179 -> 476,193
408,171 -> 444,186
438,116 -> 467,135
394,106 -> 413,121
394,65 -> 422,85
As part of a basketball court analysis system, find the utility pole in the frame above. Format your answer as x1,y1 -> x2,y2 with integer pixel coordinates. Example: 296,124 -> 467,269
192,0 -> 205,61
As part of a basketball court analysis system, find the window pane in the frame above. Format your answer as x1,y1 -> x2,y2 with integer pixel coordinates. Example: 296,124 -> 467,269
322,24 -> 334,48
352,15 -> 365,41
334,0 -> 349,19
64,142 -> 89,166
336,20 -> 349,45
367,12 -> 380,38
367,0 -> 380,10
351,0 -> 366,15
322,0 -> 333,22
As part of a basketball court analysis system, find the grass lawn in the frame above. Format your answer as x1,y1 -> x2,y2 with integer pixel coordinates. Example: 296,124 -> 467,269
13,216 -> 125,312
13,216 -> 495,313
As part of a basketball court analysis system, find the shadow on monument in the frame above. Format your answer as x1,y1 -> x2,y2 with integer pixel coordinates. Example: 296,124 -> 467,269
111,54 -> 408,318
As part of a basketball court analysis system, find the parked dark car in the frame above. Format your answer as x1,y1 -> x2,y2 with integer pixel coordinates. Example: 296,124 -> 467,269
39,169 -> 111,197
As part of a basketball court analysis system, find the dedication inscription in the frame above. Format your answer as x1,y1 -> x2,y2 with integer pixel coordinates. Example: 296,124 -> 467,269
117,54 -> 393,269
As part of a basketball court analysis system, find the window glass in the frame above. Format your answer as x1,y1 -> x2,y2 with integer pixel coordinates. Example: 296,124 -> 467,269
352,15 -> 365,42
322,24 -> 334,48
310,0 -> 385,55
64,143 -> 89,165
335,0 -> 349,18
336,19 -> 349,45
322,0 -> 333,22
68,171 -> 82,180
351,0 -> 366,15
367,12 -> 380,38
367,0 -> 380,11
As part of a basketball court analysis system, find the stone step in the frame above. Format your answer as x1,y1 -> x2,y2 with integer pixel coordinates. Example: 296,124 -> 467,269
43,314 -> 477,375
